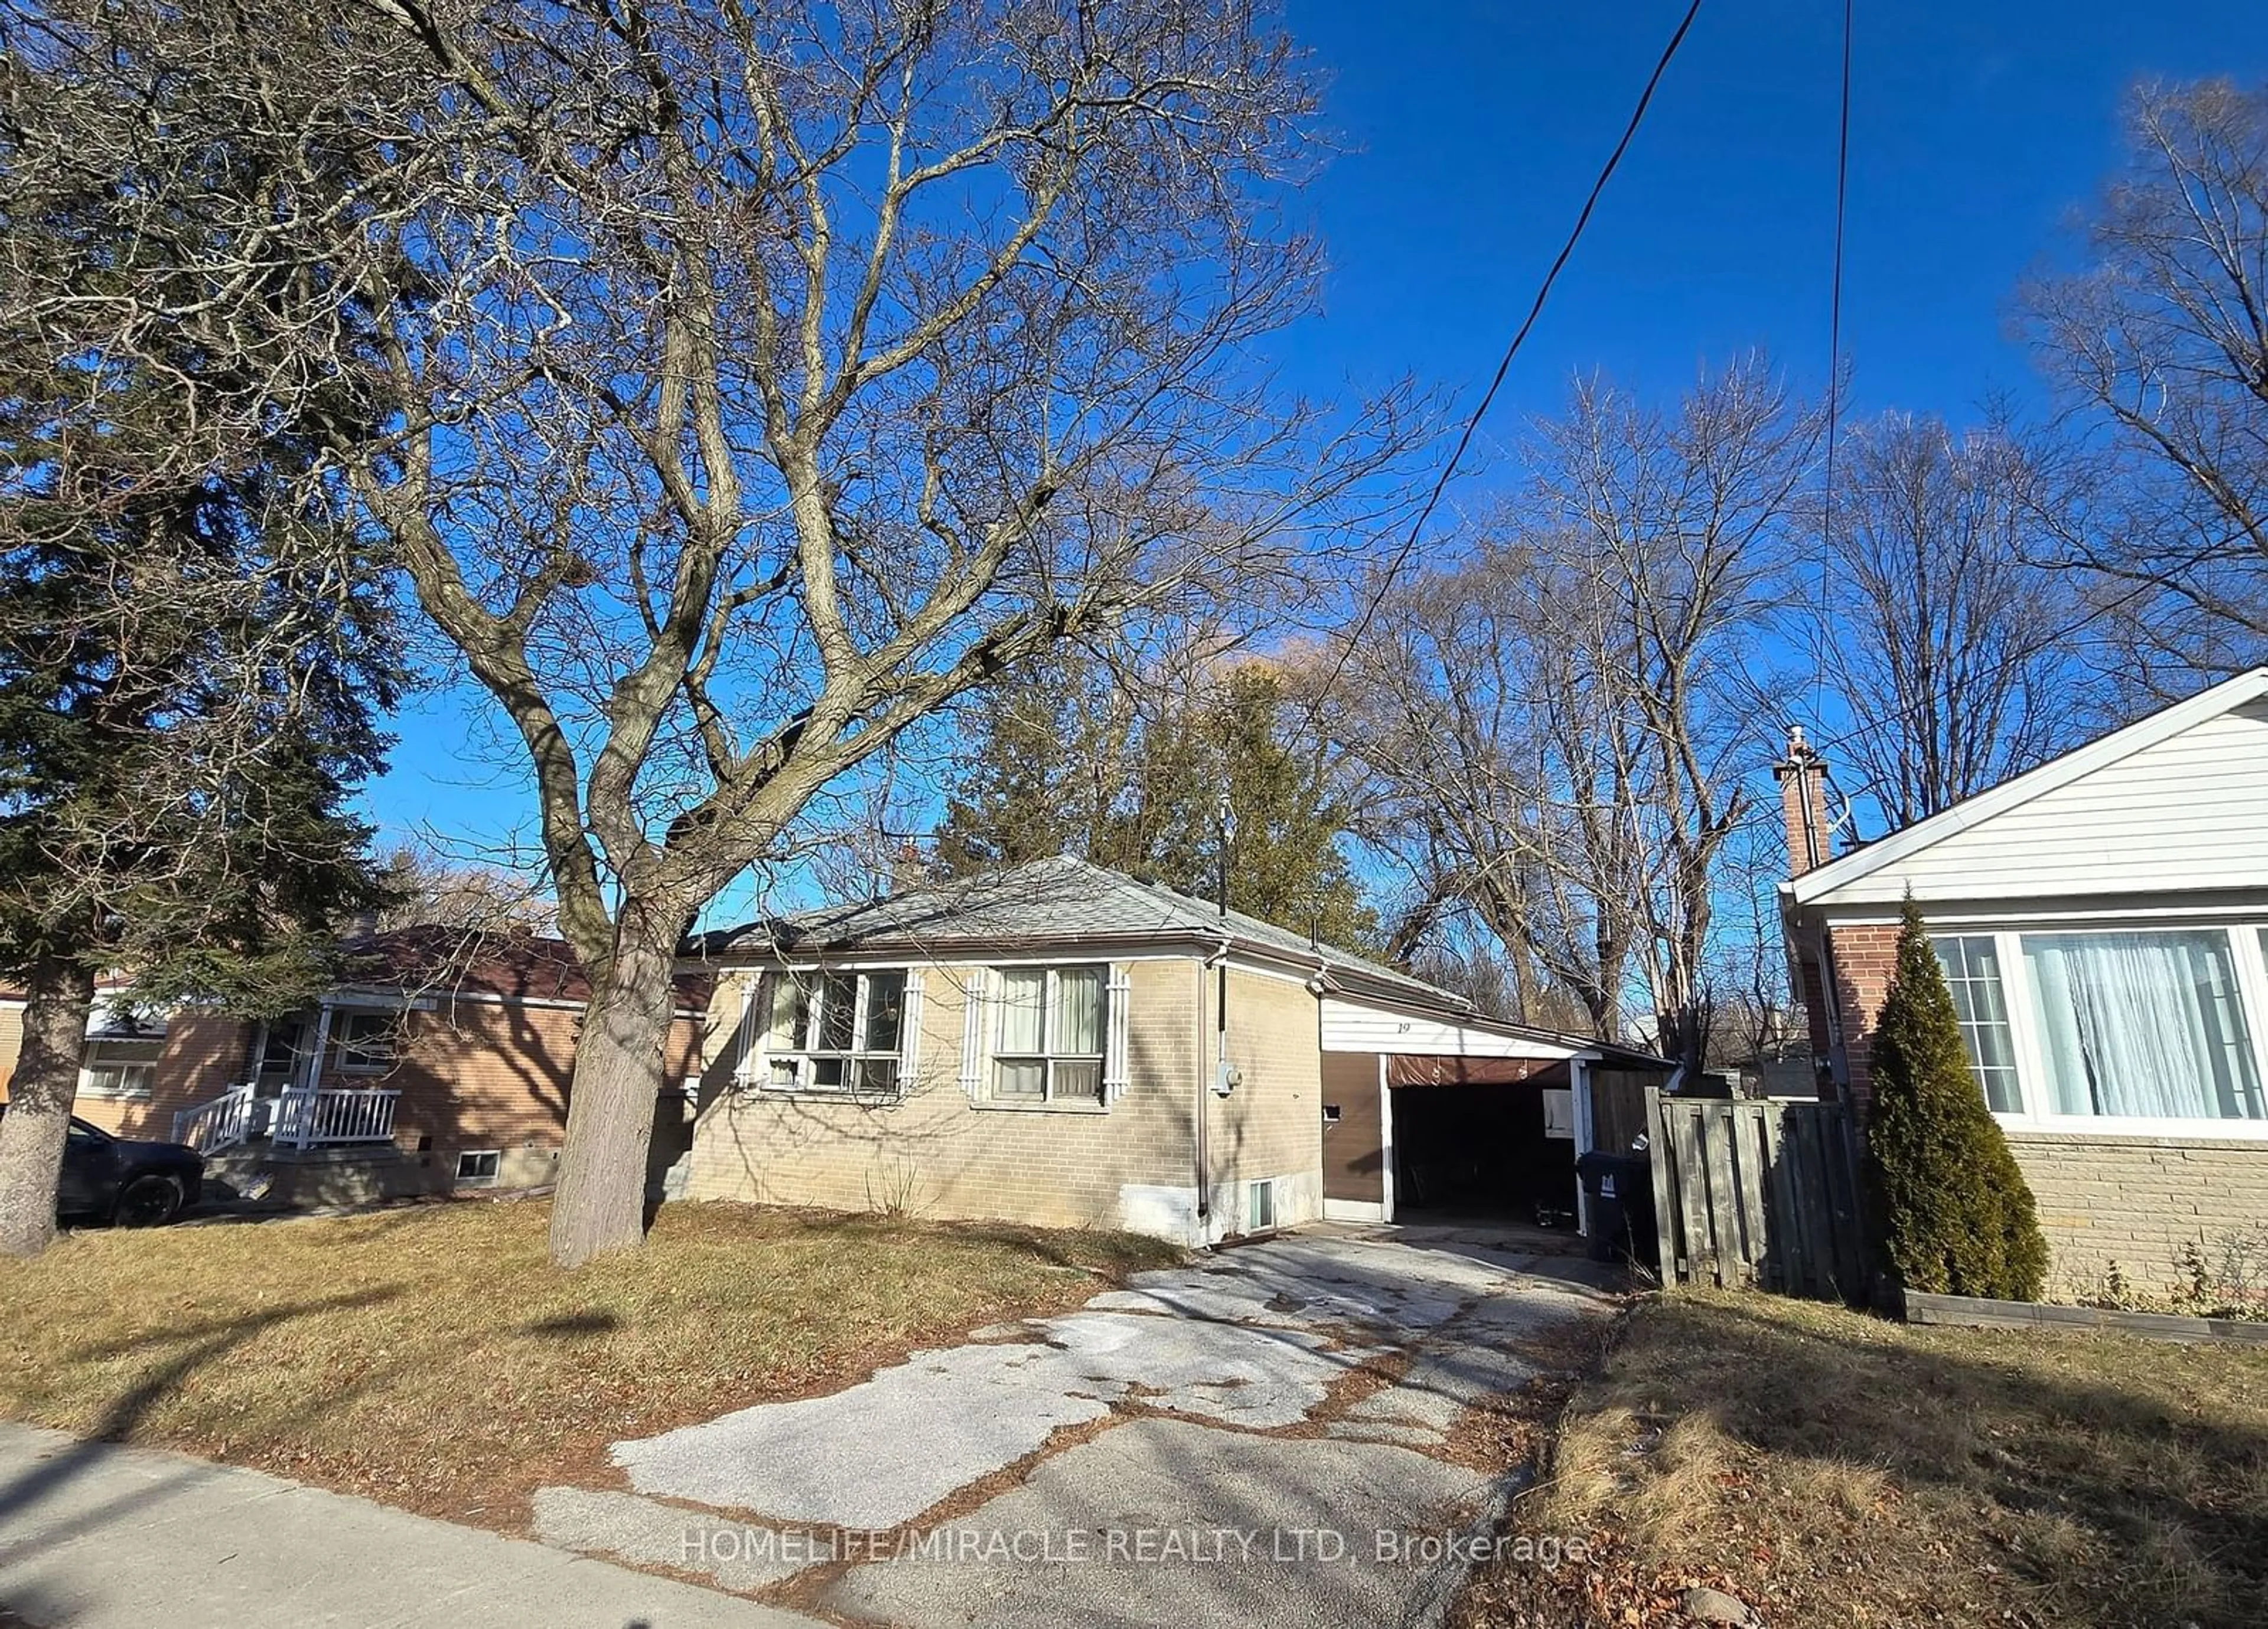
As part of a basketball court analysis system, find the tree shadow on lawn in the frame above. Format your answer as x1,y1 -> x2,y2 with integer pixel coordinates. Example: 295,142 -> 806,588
780,1207 -> 1179,1281
0,1285 -> 403,1537
1585,1294 -> 2268,1627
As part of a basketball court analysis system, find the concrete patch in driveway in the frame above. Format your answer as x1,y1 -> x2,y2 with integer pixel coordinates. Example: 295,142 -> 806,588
822,1419 -> 1495,1629
1083,1236 -> 1512,1335
612,1308 -> 1375,1528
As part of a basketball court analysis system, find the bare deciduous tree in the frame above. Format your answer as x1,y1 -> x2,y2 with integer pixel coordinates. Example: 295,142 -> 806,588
14,0 -> 1418,1262
1812,413 -> 2092,829
373,840 -> 558,937
2022,79 -> 2268,684
1344,362 -> 1821,1069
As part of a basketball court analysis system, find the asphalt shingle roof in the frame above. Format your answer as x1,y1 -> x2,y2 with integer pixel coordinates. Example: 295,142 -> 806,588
696,857 -> 1667,1062
702,855 -> 1493,1022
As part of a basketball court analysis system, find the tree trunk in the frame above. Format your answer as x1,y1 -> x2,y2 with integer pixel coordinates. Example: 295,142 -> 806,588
548,900 -> 681,1268
0,955 -> 97,1259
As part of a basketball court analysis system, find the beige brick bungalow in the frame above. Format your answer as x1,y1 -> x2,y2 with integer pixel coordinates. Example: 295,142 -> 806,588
681,856 -> 1667,1247
1,929 -> 707,1205
1778,667 -> 2268,1296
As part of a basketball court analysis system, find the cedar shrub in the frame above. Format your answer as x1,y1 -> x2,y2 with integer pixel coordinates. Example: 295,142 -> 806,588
1863,897 -> 2050,1301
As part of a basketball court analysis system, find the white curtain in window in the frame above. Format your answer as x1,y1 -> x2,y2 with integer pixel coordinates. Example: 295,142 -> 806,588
1056,967 -> 1103,1054
997,969 -> 1046,1053
762,975 -> 804,1049
2022,931 -> 2265,1121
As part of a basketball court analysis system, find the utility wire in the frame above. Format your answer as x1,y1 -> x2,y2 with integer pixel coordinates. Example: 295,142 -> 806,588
1810,0 -> 1856,720
1301,0 -> 1706,726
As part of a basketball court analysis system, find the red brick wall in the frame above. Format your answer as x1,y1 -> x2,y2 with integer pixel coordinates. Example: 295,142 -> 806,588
1819,921 -> 1902,1114
71,1012 -> 256,1141
0,1004 -> 21,1103
7,996 -> 704,1171
336,999 -> 706,1173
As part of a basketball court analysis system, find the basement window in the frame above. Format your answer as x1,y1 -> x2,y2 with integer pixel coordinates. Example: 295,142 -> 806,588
1247,1179 -> 1278,1233
455,1149 -> 500,1182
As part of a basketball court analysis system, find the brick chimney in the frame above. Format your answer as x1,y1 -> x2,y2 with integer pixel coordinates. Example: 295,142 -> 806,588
885,840 -> 928,895
1774,725 -> 1830,877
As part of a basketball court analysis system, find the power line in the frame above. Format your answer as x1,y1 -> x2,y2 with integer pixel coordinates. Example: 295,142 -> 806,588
1302,0 -> 1706,725
1810,0 -> 1855,718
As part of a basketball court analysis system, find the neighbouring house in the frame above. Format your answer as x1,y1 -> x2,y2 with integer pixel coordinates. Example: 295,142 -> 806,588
1777,667 -> 2268,1296
0,928 -> 708,1205
680,855 -> 1669,1245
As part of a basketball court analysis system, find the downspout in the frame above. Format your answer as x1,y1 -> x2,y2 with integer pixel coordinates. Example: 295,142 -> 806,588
1214,789 -> 1232,1098
1195,790 -> 1233,1241
1194,944 -> 1230,1237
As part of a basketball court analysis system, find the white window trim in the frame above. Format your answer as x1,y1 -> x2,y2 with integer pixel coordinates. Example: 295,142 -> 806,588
1247,1177 -> 1278,1233
747,969 -> 908,1097
984,965 -> 1109,1110
77,1038 -> 161,1100
331,1011 -> 400,1076
1944,920 -> 2268,1142
1931,934 -> 2024,1116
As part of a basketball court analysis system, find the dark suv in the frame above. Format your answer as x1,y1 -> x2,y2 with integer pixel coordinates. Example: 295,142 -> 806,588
54,1116 -> 204,1226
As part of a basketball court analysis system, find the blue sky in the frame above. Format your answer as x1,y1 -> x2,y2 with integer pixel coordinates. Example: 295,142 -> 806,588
365,1 -> 2268,901
1276,0 -> 2266,424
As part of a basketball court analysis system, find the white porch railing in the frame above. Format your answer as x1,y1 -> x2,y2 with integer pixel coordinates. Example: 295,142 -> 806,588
272,1087 -> 400,1149
171,1084 -> 259,1154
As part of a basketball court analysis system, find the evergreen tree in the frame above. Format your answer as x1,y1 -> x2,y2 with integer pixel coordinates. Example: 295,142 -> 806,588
1863,898 -> 2050,1301
1188,668 -> 1377,950
0,48 -> 400,1256
933,657 -> 1377,949
930,652 -> 1123,874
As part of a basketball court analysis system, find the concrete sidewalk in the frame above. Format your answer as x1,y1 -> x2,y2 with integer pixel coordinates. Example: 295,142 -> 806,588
0,1422 -> 822,1629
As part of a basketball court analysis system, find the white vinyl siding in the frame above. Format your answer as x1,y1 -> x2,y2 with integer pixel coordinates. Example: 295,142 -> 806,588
1928,921 -> 2268,1136
1317,998 -> 1579,1060
1811,696 -> 2268,904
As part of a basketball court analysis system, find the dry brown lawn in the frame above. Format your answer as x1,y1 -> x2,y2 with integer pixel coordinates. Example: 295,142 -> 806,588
0,1197 -> 1179,1527
1458,1292 -> 2268,1629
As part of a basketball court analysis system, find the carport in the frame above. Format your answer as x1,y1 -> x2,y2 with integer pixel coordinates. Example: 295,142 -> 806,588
1315,995 -> 1670,1236
1387,1055 -> 1577,1224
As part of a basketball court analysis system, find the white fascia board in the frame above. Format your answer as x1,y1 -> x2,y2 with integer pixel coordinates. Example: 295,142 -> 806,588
1318,996 -> 1582,1060
1808,888 -> 2268,931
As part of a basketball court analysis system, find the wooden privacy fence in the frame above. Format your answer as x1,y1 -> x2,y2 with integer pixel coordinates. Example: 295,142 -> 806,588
1645,1089 -> 1871,1301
